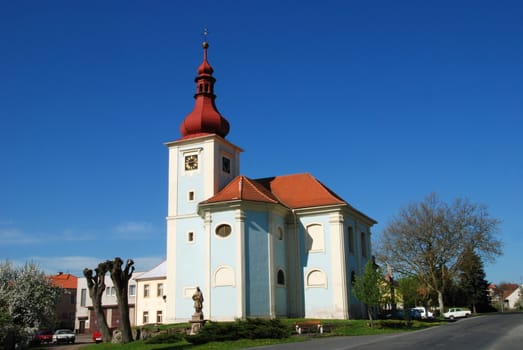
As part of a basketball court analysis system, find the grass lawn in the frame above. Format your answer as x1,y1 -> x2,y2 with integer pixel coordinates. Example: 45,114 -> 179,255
78,319 -> 443,350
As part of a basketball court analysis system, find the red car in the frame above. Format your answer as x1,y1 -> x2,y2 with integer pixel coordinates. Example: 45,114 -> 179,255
34,330 -> 53,344
92,330 -> 102,343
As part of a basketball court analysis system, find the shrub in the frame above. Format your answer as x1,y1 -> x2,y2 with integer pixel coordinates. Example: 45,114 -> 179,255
144,331 -> 185,344
186,318 -> 291,345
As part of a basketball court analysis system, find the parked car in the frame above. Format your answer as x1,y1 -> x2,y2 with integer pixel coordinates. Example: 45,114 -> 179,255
33,330 -> 53,344
413,306 -> 434,319
385,308 -> 422,320
92,330 -> 102,343
52,329 -> 76,344
443,307 -> 471,320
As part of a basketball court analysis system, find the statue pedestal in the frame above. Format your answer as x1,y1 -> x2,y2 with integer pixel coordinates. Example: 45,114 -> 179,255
189,312 -> 205,335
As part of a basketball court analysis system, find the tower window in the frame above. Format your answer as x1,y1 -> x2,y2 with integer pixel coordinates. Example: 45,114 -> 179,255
222,157 -> 231,173
188,191 -> 195,201
188,232 -> 194,242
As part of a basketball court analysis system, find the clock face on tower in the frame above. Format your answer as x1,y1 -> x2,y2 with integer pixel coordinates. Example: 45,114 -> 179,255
184,155 -> 198,170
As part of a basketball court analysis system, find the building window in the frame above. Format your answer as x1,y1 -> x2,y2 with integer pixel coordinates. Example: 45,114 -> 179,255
348,226 -> 354,254
277,227 -> 283,241
106,286 -> 115,296
144,284 -> 150,298
188,231 -> 194,242
129,285 -> 136,297
222,156 -> 231,173
156,311 -> 163,324
215,224 -> 232,238
188,191 -> 195,201
277,269 -> 285,286
80,289 -> 87,307
143,311 -> 149,324
361,232 -> 367,257
351,270 -> 356,286
157,283 -> 164,297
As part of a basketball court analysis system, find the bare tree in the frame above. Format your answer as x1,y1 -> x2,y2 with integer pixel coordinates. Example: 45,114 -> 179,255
106,257 -> 135,343
377,193 -> 502,315
83,263 -> 112,342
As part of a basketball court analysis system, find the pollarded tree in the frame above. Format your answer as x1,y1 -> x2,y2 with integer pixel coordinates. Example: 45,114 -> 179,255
377,193 -> 502,315
106,257 -> 134,343
83,263 -> 112,343
352,259 -> 383,327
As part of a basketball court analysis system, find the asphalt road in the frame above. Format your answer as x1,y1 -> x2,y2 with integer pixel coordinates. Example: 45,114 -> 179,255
256,312 -> 523,350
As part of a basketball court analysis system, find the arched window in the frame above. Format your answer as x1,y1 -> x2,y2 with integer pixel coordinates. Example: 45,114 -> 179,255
277,269 -> 285,286
277,226 -> 284,241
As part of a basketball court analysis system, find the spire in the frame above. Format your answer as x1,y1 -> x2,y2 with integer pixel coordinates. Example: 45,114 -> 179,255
179,32 -> 230,139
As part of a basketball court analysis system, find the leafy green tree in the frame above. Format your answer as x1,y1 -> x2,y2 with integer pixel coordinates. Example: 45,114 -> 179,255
352,259 -> 383,327
377,193 -> 502,315
0,261 -> 60,349
397,276 -> 419,313
458,246 -> 489,313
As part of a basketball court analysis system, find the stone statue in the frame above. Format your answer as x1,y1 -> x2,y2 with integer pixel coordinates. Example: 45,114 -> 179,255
192,286 -> 204,314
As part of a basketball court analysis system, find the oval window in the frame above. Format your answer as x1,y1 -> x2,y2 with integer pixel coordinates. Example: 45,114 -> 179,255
215,224 -> 232,238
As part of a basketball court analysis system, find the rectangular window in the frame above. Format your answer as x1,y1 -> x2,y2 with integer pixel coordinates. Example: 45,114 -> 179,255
222,156 -> 231,173
129,285 -> 136,297
143,311 -> 149,324
361,232 -> 367,257
348,226 -> 354,254
157,283 -> 164,297
156,310 -> 163,324
144,284 -> 150,297
80,289 -> 87,307
188,191 -> 195,201
111,287 -> 116,296
106,287 -> 111,296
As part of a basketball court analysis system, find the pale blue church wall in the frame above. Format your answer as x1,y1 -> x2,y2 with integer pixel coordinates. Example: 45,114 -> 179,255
298,214 -> 335,317
244,210 -> 270,317
209,210 -> 239,319
175,218 -> 206,317
272,214 -> 288,316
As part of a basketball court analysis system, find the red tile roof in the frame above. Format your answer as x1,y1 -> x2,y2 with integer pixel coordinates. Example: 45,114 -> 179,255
202,173 -> 375,224
256,173 -> 346,209
202,175 -> 280,204
49,273 -> 78,289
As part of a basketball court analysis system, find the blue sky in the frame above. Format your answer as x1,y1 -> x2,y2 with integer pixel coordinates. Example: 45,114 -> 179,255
1,1 -> 521,284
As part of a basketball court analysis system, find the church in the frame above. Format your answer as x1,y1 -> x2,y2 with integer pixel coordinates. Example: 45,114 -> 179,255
164,40 -> 376,323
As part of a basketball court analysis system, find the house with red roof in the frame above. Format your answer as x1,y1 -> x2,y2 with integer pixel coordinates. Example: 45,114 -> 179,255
49,272 -> 77,329
164,39 -> 376,322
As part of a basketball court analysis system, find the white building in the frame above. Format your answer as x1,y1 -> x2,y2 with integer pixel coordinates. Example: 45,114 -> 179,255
134,261 -> 167,326
75,274 -> 139,333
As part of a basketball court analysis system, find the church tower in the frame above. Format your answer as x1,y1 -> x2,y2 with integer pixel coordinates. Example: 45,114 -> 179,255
164,40 -> 242,322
